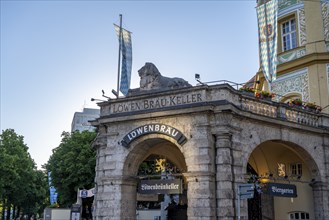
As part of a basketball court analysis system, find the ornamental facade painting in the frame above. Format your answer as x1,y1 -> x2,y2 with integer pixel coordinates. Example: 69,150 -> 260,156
278,0 -> 300,11
322,1 -> 329,42
298,8 -> 307,46
271,68 -> 309,101
327,64 -> 329,94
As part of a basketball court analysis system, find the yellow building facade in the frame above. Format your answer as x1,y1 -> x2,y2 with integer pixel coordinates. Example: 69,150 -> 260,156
255,0 -> 329,114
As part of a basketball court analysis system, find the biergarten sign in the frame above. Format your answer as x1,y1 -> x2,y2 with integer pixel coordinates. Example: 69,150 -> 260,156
138,179 -> 183,194
265,182 -> 297,197
121,124 -> 187,147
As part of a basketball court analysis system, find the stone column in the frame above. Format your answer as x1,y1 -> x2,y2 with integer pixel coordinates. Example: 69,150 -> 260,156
215,132 -> 236,220
184,172 -> 216,220
312,181 -> 329,220
94,175 -> 137,220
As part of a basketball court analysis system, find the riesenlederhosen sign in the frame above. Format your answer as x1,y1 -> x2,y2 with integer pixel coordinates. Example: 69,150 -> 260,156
138,179 -> 183,194
121,124 -> 187,148
265,182 -> 297,197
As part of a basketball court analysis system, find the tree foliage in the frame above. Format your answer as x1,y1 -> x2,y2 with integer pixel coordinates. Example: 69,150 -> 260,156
46,130 -> 97,207
0,129 -> 48,219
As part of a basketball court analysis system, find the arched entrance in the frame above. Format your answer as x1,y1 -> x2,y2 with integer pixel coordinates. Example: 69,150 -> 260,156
247,140 -> 319,220
122,135 -> 188,220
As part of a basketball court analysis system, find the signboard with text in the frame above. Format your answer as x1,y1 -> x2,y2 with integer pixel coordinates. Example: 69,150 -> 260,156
238,184 -> 254,199
265,182 -> 297,198
138,179 -> 183,195
121,124 -> 187,147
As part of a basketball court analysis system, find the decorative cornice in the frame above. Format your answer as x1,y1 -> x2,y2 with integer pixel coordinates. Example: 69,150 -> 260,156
278,0 -> 303,18
277,52 -> 329,74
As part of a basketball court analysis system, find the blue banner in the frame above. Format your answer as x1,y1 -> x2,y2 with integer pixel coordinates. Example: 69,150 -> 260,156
257,0 -> 278,85
114,24 -> 132,96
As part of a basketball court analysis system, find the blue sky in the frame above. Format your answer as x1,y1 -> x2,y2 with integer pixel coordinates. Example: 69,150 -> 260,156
1,0 -> 259,169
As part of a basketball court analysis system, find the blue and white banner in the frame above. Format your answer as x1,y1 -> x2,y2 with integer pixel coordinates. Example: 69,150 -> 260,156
114,24 -> 132,96
257,0 -> 278,85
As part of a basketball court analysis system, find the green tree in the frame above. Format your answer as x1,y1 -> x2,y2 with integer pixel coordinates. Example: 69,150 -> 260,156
46,130 -> 97,207
0,129 -> 48,219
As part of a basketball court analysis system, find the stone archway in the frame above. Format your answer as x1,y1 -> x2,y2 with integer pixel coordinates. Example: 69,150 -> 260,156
121,134 -> 188,220
247,140 -> 320,220
123,136 -> 187,177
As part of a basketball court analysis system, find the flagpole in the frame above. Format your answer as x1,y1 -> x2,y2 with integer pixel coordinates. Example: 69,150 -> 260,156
116,14 -> 123,99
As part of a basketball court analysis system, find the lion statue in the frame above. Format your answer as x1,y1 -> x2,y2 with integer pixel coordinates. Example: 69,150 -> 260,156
138,62 -> 192,91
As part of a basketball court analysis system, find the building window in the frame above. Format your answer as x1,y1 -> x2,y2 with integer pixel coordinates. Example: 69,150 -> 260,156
281,19 -> 297,51
289,211 -> 309,219
290,163 -> 302,176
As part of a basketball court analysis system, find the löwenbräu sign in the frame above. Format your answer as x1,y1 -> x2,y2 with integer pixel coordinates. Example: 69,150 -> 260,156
138,179 -> 183,194
121,124 -> 187,147
265,182 -> 297,197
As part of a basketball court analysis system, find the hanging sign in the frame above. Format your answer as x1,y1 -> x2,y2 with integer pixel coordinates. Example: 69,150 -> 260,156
121,124 -> 187,147
265,182 -> 297,198
238,183 -> 255,199
138,179 -> 183,195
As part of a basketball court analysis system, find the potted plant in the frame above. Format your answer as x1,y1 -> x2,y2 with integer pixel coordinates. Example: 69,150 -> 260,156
239,87 -> 255,96
261,90 -> 275,99
304,102 -> 322,113
255,90 -> 275,100
289,98 -> 303,107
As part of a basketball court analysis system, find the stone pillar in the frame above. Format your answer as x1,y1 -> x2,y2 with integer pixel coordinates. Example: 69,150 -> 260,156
215,133 -> 236,220
312,181 -> 329,220
94,175 -> 137,220
92,132 -> 108,220
184,172 -> 216,220
93,129 -> 139,220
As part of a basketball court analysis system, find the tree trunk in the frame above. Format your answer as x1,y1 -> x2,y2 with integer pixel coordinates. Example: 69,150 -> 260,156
16,207 -> 21,219
1,199 -> 6,220
12,206 -> 16,219
6,203 -> 11,220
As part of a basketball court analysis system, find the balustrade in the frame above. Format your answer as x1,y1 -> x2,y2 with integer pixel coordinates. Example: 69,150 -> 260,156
239,95 -> 321,128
